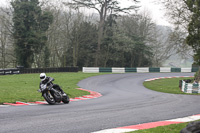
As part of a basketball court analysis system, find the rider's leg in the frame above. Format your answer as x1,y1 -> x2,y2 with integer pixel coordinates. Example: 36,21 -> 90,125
53,84 -> 66,96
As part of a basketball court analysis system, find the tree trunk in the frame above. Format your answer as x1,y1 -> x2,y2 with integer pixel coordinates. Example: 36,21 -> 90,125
95,2 -> 107,67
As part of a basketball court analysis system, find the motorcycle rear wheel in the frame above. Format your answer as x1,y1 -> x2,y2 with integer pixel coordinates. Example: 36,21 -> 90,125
43,93 -> 56,105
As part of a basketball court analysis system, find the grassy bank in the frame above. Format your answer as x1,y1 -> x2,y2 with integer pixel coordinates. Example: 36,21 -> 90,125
131,122 -> 189,133
0,72 -> 105,104
143,77 -> 195,94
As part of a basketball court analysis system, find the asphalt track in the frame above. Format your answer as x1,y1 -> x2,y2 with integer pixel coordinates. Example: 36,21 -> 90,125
1,73 -> 200,133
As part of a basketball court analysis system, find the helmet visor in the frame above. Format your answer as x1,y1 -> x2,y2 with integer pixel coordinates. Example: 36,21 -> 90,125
40,76 -> 45,80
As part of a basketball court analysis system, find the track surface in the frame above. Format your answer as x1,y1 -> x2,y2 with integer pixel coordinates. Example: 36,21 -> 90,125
1,73 -> 200,133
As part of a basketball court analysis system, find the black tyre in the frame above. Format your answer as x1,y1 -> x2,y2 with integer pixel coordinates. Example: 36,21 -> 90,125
180,121 -> 200,133
53,91 -> 62,103
62,94 -> 70,104
43,92 -> 56,105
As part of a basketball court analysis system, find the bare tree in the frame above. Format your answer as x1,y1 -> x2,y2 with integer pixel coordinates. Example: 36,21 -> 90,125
116,11 -> 155,67
155,0 -> 193,66
147,26 -> 172,67
64,0 -> 139,66
46,7 -> 72,67
0,7 -> 15,68
159,0 -> 191,31
42,2 -> 88,67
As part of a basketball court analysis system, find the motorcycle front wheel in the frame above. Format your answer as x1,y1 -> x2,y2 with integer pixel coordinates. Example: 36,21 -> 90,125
43,92 -> 56,105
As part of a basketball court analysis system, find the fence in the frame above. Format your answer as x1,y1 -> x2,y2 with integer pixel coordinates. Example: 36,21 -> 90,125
83,67 -> 199,73
0,67 -> 78,75
19,67 -> 78,74
0,69 -> 20,75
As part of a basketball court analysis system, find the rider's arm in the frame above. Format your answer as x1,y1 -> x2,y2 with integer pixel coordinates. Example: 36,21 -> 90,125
46,77 -> 54,86
49,77 -> 54,82
39,82 -> 42,89
38,82 -> 42,92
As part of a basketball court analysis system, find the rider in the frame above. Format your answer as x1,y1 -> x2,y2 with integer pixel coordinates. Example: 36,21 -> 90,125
39,73 -> 66,96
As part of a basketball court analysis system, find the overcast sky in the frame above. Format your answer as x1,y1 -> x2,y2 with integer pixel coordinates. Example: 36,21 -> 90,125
140,0 -> 170,26
0,0 -> 170,26
121,0 -> 170,26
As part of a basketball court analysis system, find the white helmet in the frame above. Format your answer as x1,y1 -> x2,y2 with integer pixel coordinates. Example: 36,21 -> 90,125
40,73 -> 46,81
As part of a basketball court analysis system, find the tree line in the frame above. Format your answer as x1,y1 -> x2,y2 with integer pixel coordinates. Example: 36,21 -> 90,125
161,0 -> 200,66
0,0 -> 193,68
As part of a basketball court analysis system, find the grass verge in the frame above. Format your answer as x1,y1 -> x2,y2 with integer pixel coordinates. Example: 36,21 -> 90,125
129,122 -> 189,133
0,72 -> 106,104
143,77 -> 196,94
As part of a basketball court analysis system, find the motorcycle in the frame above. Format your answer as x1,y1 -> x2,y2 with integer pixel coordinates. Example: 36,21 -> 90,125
38,79 -> 70,105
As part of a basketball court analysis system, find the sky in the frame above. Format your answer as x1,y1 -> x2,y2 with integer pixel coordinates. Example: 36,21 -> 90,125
121,0 -> 170,26
139,0 -> 170,26
0,0 -> 171,26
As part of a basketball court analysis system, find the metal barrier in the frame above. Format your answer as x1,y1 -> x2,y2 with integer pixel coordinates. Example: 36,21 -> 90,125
180,80 -> 200,93
19,67 -> 78,74
0,69 -> 20,75
83,67 -> 199,73
0,67 -> 78,75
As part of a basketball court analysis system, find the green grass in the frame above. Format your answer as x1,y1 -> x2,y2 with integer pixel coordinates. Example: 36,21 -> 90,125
0,72 -> 106,104
143,77 -> 196,94
129,122 -> 189,133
